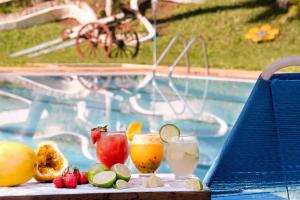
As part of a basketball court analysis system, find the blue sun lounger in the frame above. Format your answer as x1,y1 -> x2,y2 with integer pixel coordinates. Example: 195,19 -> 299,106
204,56 -> 300,198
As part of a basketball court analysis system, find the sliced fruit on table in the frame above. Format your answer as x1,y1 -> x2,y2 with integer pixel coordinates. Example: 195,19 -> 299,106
159,123 -> 180,143
0,142 -> 37,187
114,179 -> 130,190
93,171 -> 116,188
186,178 -> 204,190
88,163 -> 108,185
91,125 -> 108,144
145,174 -> 164,188
126,122 -> 143,141
111,163 -> 131,181
34,142 -> 68,182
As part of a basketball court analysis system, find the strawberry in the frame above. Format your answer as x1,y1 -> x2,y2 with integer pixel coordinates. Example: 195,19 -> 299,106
91,125 -> 108,144
53,176 -> 64,188
63,174 -> 77,188
79,172 -> 88,184
91,130 -> 100,144
63,166 -> 81,184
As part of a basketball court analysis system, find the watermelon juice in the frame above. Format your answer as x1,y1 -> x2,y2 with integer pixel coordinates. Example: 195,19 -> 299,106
96,132 -> 128,168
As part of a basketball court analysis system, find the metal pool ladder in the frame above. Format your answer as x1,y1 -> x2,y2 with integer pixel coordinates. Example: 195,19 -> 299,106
152,34 -> 209,116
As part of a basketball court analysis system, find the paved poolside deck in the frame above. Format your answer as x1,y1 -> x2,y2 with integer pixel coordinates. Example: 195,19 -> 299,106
0,63 -> 260,80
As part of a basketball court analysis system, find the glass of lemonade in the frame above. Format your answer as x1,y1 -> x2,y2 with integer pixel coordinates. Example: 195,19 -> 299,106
130,134 -> 164,174
166,135 -> 199,179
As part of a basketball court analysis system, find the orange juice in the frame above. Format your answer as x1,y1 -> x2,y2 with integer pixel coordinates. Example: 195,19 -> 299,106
130,134 -> 164,173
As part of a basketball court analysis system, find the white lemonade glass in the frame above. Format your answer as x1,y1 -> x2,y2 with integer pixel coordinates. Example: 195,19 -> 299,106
166,135 -> 199,179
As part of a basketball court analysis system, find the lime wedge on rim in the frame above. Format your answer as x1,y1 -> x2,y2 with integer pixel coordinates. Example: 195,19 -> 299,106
114,179 -> 130,190
93,171 -> 116,188
111,163 -> 131,181
159,124 -> 180,143
186,178 -> 204,190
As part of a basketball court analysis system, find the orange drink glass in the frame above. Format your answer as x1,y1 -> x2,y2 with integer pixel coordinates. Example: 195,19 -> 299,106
130,134 -> 164,173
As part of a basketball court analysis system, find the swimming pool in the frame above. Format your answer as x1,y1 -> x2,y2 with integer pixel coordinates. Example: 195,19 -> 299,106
0,73 -> 254,179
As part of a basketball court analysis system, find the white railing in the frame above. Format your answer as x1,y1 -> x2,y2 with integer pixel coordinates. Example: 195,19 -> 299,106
152,34 -> 209,116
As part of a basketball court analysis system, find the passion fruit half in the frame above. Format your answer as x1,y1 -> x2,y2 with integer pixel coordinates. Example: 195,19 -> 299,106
34,142 -> 68,182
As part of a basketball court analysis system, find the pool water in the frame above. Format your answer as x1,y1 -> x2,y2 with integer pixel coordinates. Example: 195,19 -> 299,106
0,73 -> 254,179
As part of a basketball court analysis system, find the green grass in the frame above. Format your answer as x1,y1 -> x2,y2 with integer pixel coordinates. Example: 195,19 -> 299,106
1,0 -> 300,71
0,1 -> 29,14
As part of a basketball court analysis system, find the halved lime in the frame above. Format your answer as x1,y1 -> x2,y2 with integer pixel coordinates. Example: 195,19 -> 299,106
111,163 -> 131,182
114,179 -> 130,190
88,163 -> 108,185
93,171 -> 116,188
186,178 -> 203,190
159,124 -> 180,143
145,174 -> 164,188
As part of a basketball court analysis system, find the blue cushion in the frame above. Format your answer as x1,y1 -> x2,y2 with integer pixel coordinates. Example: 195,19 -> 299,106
205,73 -> 300,192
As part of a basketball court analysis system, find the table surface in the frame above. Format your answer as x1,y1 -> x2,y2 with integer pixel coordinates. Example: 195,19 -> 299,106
0,174 -> 211,200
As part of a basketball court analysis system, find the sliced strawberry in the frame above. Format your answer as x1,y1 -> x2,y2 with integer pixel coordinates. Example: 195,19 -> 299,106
91,125 -> 108,144
91,129 -> 100,144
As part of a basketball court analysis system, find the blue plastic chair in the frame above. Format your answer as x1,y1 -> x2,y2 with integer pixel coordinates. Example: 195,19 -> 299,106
204,56 -> 300,193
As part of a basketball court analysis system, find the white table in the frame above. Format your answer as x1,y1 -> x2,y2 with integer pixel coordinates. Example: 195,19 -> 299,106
0,174 -> 210,200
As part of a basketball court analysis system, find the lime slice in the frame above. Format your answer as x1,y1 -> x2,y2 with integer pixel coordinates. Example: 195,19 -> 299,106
114,179 -> 130,190
159,124 -> 180,143
88,163 -> 108,185
145,174 -> 164,188
127,122 -> 143,141
111,163 -> 131,181
186,178 -> 203,190
93,171 -> 116,188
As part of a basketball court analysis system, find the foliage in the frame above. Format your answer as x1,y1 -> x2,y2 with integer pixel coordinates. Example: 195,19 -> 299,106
0,1 -> 31,14
279,0 -> 300,23
0,0 -> 300,71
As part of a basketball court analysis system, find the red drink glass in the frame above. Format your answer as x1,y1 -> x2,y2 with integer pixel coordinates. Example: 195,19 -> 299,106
96,132 -> 128,168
